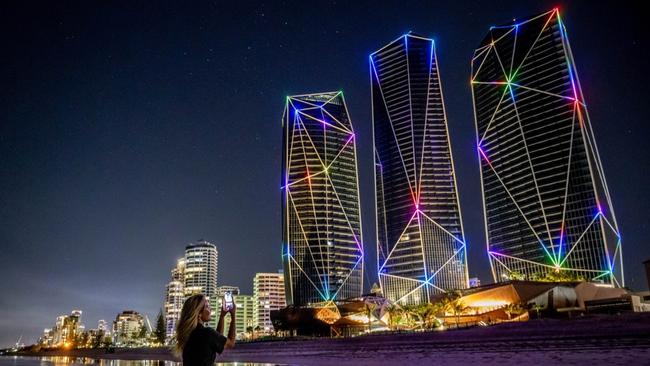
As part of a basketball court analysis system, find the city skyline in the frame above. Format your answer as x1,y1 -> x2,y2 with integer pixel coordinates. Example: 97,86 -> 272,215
1,1 -> 648,347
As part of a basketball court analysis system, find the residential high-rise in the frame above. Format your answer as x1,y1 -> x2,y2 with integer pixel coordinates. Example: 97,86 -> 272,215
184,240 -> 218,300
163,258 -> 185,342
253,272 -> 286,334
182,240 -> 218,327
471,9 -> 623,286
172,257 -> 186,282
164,285 -> 183,339
281,92 -> 364,305
371,33 -> 468,305
97,319 -> 108,332
38,310 -> 83,347
112,310 -> 146,347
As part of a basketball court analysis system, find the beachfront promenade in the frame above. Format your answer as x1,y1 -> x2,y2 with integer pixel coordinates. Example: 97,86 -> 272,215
17,313 -> 650,365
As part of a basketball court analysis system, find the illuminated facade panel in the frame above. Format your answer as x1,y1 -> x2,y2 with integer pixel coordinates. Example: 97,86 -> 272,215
371,34 -> 468,305
281,92 -> 364,306
471,9 -> 623,286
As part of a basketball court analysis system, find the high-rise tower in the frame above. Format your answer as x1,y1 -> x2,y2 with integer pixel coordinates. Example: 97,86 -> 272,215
184,240 -> 218,299
163,258 -> 185,342
371,33 -> 468,305
281,92 -> 364,306
471,9 -> 623,286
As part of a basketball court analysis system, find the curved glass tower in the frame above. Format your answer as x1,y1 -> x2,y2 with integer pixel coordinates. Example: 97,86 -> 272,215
471,9 -> 623,286
281,92 -> 364,306
371,34 -> 468,305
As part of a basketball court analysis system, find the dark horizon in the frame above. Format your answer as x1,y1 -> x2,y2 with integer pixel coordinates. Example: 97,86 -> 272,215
1,1 -> 648,347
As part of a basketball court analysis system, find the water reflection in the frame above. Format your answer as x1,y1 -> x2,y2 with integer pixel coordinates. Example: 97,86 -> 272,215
39,358 -> 180,366
0,357 -> 273,366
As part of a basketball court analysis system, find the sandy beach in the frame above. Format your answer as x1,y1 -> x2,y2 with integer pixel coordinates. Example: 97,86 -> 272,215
15,313 -> 650,365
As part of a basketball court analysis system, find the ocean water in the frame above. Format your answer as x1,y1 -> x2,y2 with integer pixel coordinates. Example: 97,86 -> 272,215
0,357 -> 276,366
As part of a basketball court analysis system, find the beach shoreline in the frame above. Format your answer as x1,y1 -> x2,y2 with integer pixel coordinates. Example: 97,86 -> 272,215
9,313 -> 650,365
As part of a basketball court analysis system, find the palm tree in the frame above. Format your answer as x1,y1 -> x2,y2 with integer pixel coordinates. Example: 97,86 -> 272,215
451,301 -> 468,327
366,303 -> 377,332
438,292 -> 458,317
420,303 -> 441,329
508,271 -> 525,281
401,305 -> 419,329
503,303 -> 525,320
386,305 -> 404,330
419,304 -> 431,329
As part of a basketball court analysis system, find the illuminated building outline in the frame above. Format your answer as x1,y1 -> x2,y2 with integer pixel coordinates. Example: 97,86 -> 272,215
371,33 -> 468,305
471,9 -> 623,286
282,91 -> 364,306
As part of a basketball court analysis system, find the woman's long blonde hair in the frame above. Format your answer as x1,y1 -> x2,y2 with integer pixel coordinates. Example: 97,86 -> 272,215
174,294 -> 206,354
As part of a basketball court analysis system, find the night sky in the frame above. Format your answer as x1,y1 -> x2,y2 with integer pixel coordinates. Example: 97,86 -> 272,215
1,1 -> 648,347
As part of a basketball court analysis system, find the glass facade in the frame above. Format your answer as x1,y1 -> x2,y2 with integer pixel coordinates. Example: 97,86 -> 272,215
471,9 -> 623,286
371,34 -> 468,305
282,92 -> 364,306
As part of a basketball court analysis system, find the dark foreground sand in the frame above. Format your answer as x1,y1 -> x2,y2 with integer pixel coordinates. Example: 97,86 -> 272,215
18,313 -> 650,365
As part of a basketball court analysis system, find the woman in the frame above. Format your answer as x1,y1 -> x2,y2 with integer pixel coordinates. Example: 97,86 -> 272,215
175,294 -> 236,366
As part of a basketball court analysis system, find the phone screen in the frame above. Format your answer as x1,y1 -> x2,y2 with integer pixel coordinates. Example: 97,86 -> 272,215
223,292 -> 233,310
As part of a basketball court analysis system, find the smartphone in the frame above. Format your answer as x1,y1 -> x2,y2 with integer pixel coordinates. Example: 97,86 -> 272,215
223,291 -> 234,311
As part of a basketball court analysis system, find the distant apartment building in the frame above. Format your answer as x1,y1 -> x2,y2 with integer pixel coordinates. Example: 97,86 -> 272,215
172,257 -> 186,282
184,240 -> 218,326
184,240 -> 218,298
164,280 -> 184,342
112,310 -> 147,347
253,272 -> 286,334
97,319 -> 109,332
164,240 -> 220,340
164,258 -> 186,342
39,310 -> 83,347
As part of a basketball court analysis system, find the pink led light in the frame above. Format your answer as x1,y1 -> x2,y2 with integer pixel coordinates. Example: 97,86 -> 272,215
306,167 -> 313,189
478,146 -> 492,166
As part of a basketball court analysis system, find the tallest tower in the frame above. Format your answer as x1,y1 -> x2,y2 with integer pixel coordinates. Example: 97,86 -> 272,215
371,33 -> 468,305
471,9 -> 623,286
